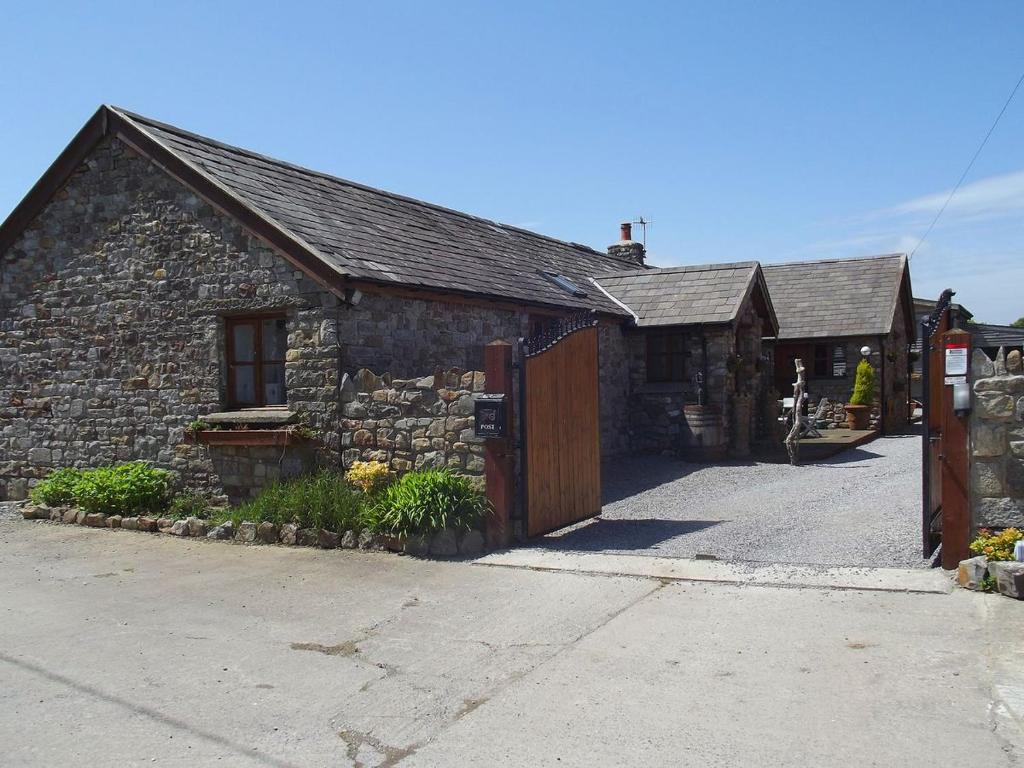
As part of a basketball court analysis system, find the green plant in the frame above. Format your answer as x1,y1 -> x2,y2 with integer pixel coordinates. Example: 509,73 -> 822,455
209,471 -> 365,531
367,469 -> 489,538
168,491 -> 212,520
185,419 -> 210,435
980,574 -> 998,593
970,527 -> 1023,562
849,359 -> 876,406
346,460 -> 392,495
71,463 -> 173,516
30,467 -> 83,506
30,463 -> 172,515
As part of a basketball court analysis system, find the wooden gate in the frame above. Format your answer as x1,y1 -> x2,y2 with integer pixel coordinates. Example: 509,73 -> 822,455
921,289 -> 952,558
520,313 -> 602,537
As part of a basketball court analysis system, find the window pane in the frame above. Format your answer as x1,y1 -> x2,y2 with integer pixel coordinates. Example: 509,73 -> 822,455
832,346 -> 848,378
263,363 -> 286,405
232,323 -> 255,363
232,366 -> 256,404
671,356 -> 685,382
262,318 -> 287,361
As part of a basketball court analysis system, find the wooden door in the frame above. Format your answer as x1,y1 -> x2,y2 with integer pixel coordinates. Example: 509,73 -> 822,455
921,292 -> 951,558
522,315 -> 601,537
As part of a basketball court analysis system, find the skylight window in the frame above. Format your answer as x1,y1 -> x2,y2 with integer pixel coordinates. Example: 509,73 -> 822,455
540,270 -> 587,298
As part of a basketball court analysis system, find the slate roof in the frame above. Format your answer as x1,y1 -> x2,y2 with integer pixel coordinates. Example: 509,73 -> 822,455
970,323 -> 1024,348
594,262 -> 778,331
108,108 -> 641,315
762,254 -> 911,340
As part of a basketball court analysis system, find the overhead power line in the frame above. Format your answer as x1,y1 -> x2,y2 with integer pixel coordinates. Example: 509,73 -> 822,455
909,68 -> 1024,259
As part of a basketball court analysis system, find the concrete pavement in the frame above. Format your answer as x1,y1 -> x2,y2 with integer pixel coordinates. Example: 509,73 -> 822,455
1,518 -> 1022,767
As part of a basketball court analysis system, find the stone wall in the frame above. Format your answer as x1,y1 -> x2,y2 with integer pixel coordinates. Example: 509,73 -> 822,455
339,367 -> 486,481
206,444 -> 319,505
970,347 -> 1024,530
598,324 -> 631,457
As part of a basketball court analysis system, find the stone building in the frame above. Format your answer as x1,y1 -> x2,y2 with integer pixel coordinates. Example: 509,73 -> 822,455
0,106 -> 645,502
594,262 -> 777,457
0,105 -> 910,505
763,254 -> 915,433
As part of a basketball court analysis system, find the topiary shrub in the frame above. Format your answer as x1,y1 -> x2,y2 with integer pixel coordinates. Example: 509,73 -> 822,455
849,359 -> 876,406
30,467 -> 83,506
367,469 -> 490,538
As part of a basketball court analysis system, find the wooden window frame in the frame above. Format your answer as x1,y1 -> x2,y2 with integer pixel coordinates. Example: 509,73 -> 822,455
225,314 -> 288,409
645,331 -> 687,383
812,343 -> 847,379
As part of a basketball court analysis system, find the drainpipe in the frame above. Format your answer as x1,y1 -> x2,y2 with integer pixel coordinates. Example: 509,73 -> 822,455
335,306 -> 345,469
700,330 -> 709,404
878,334 -> 886,435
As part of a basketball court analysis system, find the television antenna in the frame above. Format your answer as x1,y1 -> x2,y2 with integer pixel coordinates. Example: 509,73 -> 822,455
631,216 -> 650,248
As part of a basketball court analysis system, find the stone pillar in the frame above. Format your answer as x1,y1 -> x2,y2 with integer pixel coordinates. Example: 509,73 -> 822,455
970,346 -> 1024,532
484,341 -> 514,549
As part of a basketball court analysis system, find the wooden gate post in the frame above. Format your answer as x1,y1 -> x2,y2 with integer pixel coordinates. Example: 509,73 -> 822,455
484,341 -> 514,549
940,328 -> 971,569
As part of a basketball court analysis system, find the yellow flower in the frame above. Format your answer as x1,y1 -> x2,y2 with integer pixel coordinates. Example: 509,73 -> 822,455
346,460 -> 391,495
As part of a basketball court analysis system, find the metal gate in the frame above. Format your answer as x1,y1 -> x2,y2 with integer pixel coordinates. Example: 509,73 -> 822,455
921,289 -> 953,558
520,313 -> 602,538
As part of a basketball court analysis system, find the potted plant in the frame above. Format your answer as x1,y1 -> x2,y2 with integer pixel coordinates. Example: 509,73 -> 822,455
846,359 -> 876,430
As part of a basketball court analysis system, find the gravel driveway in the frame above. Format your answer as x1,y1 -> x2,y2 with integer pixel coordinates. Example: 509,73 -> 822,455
541,430 -> 927,568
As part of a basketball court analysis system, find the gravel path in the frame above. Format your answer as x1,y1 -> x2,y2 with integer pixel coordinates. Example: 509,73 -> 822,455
541,430 -> 928,568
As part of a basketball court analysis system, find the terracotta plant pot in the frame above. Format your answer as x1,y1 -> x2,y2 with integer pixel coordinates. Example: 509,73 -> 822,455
845,404 -> 870,430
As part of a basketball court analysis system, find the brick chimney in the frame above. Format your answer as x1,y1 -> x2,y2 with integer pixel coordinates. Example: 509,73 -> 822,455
608,222 -> 645,266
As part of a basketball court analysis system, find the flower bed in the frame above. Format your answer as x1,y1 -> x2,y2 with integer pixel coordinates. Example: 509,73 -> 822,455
956,528 -> 1024,599
19,463 -> 490,559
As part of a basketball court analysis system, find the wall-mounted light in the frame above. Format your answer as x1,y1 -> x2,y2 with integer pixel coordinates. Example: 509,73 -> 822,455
953,380 -> 971,417
860,345 -> 872,357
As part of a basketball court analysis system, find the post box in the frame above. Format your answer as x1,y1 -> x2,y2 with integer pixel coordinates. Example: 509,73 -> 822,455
474,394 -> 508,439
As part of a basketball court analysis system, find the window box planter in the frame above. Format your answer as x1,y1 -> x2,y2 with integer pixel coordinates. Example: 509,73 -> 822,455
187,429 -> 300,447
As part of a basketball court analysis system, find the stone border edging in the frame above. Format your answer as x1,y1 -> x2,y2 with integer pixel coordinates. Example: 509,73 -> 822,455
17,503 -> 486,559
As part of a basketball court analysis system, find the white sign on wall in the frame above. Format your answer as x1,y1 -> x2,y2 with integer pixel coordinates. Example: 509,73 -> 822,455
945,346 -> 968,376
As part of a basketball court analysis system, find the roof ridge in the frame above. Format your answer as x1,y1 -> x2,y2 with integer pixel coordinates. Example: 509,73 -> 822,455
598,260 -> 759,279
110,106 -> 638,268
763,253 -> 905,269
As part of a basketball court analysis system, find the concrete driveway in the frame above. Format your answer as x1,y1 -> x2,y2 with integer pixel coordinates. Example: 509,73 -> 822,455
540,431 -> 925,568
2,518 -> 1022,767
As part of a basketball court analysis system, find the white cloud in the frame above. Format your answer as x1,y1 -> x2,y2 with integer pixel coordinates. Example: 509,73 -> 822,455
887,168 -> 1024,223
791,168 -> 1024,323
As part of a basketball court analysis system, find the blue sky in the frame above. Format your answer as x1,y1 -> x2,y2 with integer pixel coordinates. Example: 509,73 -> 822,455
3,1 -> 1023,322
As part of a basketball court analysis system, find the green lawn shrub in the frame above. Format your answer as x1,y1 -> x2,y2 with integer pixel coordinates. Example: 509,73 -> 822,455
366,469 -> 489,538
167,491 -> 212,520
31,463 -> 172,516
30,467 -> 82,506
209,471 -> 365,532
